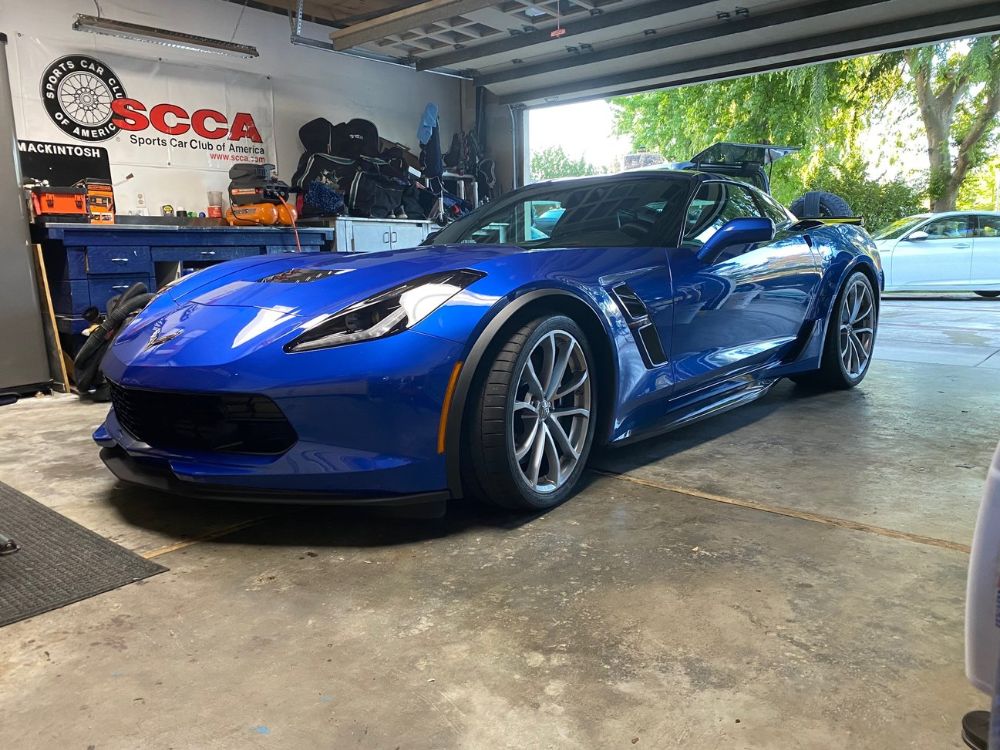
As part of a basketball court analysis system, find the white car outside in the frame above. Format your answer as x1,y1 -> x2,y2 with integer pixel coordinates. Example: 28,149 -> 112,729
873,211 -> 1000,297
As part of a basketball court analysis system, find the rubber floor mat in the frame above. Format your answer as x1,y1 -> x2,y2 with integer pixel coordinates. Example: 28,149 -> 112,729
0,480 -> 165,628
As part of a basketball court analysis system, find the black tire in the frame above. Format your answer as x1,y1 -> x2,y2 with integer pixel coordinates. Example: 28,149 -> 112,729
463,314 -> 597,510
789,191 -> 853,219
975,291 -> 1000,298
791,271 -> 877,390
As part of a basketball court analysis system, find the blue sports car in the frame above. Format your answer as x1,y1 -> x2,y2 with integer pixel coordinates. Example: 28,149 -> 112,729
95,169 -> 883,511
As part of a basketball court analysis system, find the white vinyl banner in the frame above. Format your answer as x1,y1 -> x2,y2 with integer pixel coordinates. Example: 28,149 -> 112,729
11,36 -> 276,210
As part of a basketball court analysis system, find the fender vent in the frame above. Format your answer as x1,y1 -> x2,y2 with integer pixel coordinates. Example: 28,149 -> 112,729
611,283 -> 648,319
609,282 -> 667,367
637,324 -> 667,366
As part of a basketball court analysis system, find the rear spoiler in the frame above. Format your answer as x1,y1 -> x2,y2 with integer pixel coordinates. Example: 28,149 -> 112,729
689,142 -> 801,167
791,217 -> 865,229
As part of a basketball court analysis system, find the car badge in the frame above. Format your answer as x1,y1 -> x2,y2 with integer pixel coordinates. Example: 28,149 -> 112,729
146,328 -> 184,349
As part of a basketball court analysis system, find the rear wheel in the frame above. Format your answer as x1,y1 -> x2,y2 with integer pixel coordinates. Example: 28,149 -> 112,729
975,291 -> 1000,299
464,315 -> 596,510
792,271 -> 877,390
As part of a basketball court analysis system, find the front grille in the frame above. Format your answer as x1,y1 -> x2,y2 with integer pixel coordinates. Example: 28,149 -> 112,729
109,382 -> 297,455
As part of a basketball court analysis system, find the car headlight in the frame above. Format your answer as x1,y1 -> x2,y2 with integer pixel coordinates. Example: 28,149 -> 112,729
285,269 -> 484,352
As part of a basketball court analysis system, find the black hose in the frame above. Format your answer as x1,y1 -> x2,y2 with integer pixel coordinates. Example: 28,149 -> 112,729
75,290 -> 154,393
117,281 -> 148,306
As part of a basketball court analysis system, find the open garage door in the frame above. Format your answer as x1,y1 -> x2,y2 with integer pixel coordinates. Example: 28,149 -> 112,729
314,0 -> 1000,106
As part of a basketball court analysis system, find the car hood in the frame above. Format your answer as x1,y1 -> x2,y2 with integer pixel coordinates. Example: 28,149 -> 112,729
169,245 -> 525,317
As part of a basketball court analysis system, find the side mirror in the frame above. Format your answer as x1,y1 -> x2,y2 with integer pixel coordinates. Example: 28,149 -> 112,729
698,217 -> 775,262
420,229 -> 441,246
906,230 -> 929,241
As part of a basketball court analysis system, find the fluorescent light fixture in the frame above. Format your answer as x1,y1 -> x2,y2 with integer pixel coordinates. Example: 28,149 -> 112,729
72,14 -> 259,59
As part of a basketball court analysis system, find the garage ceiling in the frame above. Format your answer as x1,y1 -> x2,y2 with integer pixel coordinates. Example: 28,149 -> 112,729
292,0 -> 1000,106
265,1 -> 429,26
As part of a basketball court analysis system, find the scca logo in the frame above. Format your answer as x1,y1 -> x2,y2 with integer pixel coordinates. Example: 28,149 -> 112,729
41,54 -> 128,142
40,54 -> 262,144
111,100 -> 262,142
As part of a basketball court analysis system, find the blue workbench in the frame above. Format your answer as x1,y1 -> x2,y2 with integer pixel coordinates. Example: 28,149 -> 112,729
37,222 -> 334,335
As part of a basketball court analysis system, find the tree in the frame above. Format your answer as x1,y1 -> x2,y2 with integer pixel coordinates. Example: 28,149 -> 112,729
957,155 -> 1000,210
906,37 -> 1000,211
612,56 -> 901,205
611,37 -> 1000,215
530,145 -> 603,181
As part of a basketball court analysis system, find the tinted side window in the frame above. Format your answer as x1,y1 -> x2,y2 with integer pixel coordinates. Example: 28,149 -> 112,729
683,182 -> 764,248
753,190 -> 794,227
923,216 -> 973,239
976,215 -> 1000,237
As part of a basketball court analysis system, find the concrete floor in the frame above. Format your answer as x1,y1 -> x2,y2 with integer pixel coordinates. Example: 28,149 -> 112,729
1,296 -> 997,748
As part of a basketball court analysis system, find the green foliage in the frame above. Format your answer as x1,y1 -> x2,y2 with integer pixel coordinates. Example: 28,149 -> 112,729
612,56 -> 902,205
810,164 -> 926,233
611,36 -> 1000,215
906,37 -> 1000,209
957,156 -> 1000,210
530,145 -> 603,181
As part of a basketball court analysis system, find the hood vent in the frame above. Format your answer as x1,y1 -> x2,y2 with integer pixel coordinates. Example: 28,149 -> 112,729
259,268 -> 347,284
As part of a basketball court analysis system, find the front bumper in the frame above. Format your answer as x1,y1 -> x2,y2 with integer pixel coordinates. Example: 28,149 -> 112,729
96,323 -> 467,500
99,446 -> 450,507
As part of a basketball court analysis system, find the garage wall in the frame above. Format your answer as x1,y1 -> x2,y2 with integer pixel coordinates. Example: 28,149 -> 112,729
0,0 -> 466,214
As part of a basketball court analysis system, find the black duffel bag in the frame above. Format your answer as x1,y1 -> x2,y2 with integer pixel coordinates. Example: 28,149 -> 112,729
346,166 -> 404,219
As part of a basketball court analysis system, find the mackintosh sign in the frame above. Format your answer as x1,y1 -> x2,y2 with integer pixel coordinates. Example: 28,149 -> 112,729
17,37 -> 275,170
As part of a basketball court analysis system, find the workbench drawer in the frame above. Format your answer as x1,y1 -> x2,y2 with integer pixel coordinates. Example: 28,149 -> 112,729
53,281 -> 92,314
151,246 -> 262,263
86,246 -> 152,275
89,275 -> 156,311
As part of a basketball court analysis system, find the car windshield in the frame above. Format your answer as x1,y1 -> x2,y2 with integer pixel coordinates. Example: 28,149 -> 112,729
873,215 -> 929,240
431,176 -> 690,248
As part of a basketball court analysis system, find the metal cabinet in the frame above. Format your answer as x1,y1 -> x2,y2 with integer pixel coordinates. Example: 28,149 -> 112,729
0,33 -> 50,390
334,217 -> 435,253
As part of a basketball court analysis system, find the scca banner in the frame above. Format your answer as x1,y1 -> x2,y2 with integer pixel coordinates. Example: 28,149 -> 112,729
14,36 -> 275,171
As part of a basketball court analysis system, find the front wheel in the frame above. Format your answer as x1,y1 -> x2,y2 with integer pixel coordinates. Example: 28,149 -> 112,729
792,271 -> 877,390
464,315 -> 597,510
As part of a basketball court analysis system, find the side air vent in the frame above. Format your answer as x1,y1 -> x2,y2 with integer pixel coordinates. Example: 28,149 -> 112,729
637,324 -> 667,366
611,283 -> 648,319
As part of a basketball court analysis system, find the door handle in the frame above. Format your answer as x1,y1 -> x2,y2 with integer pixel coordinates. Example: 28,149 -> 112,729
200,250 -> 216,256
111,257 -> 130,263
953,243 -> 971,248
391,231 -> 398,243
383,231 -> 390,243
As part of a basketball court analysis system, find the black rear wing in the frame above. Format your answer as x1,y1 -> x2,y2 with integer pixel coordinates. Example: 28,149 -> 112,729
689,142 -> 800,168
791,217 -> 865,230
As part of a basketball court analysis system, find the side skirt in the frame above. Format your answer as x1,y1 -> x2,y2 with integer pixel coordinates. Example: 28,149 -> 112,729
610,375 -> 779,447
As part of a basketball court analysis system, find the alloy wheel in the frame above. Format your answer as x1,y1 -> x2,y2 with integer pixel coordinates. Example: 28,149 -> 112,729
839,278 -> 875,378
510,329 -> 591,494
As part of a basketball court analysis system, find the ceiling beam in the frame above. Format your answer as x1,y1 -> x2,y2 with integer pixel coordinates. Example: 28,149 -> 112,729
330,0 -> 499,50
415,0 -> 718,71
498,3 -> 1000,104
477,0 -> 891,87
